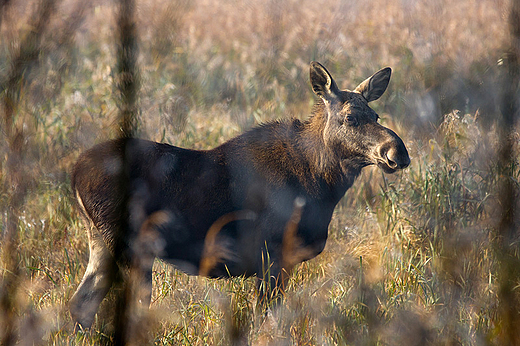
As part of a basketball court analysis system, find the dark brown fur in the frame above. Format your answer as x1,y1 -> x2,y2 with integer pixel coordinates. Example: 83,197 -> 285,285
70,62 -> 410,328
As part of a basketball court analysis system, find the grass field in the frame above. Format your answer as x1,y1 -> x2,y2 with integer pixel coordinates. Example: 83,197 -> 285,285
1,0 -> 519,344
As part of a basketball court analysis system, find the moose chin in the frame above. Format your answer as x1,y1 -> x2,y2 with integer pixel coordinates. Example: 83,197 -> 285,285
69,61 -> 410,329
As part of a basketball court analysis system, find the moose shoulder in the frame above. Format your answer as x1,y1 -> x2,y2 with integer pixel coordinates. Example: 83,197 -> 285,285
70,61 -> 410,329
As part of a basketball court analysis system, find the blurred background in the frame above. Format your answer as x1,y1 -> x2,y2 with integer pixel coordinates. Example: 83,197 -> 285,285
0,0 -> 519,344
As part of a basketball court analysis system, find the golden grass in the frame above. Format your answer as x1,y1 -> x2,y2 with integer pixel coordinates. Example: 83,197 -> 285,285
0,0 -> 518,344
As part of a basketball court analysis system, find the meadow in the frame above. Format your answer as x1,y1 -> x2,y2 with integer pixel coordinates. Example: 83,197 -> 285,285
0,0 -> 519,344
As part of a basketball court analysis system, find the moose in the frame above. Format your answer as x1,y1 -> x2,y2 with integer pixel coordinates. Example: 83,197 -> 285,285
69,61 -> 410,329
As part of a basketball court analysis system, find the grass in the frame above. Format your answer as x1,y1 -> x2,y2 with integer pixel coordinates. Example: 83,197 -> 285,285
1,0 -> 519,344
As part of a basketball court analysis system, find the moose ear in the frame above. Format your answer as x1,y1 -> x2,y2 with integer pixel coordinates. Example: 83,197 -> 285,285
354,67 -> 391,102
310,61 -> 340,99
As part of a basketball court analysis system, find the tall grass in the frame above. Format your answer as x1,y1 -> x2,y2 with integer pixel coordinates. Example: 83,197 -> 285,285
0,0 -> 518,344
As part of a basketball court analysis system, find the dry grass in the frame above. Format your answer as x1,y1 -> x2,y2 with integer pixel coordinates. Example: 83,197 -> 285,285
0,0 -> 519,344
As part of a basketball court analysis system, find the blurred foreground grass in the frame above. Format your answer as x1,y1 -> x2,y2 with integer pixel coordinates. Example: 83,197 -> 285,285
1,0 -> 519,344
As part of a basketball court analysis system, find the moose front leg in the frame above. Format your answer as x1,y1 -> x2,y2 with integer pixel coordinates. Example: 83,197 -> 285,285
256,250 -> 289,309
128,210 -> 169,307
256,196 -> 310,308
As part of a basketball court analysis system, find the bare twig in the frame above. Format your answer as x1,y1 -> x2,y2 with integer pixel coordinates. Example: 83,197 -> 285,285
0,1 -> 57,344
113,0 -> 140,344
495,0 -> 520,343
199,211 -> 256,277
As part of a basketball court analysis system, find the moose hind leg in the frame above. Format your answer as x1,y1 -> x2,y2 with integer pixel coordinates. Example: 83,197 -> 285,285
70,226 -> 118,330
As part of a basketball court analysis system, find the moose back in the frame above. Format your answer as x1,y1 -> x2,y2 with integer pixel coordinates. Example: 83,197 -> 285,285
70,61 -> 410,328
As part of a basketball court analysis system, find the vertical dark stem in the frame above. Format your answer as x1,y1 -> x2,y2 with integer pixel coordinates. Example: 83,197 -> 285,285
113,0 -> 140,344
262,0 -> 282,81
0,1 -> 56,345
496,0 -> 520,343
117,0 -> 140,139
0,0 -> 12,40
267,0 -> 282,60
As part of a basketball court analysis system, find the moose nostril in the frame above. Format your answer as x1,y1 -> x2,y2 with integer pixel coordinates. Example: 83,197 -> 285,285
382,147 -> 397,168
386,154 -> 398,168
379,145 -> 410,171
384,147 -> 410,169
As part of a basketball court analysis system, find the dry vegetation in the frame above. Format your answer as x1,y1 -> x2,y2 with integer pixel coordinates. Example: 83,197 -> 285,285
1,0 -> 519,344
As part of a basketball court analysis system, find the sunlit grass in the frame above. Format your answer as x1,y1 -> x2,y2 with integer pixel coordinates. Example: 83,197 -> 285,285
0,0 -> 518,344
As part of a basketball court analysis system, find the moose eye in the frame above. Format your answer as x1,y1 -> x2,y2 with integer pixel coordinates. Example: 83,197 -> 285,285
346,115 -> 358,126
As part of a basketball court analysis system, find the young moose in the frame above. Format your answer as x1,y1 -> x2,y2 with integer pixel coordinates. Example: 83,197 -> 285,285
70,62 -> 410,328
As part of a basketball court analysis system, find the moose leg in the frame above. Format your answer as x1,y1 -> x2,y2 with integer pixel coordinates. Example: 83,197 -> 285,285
70,225 -> 118,330
256,199 -> 305,309
256,272 -> 286,308
127,259 -> 153,308
128,210 -> 170,308
256,247 -> 291,310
